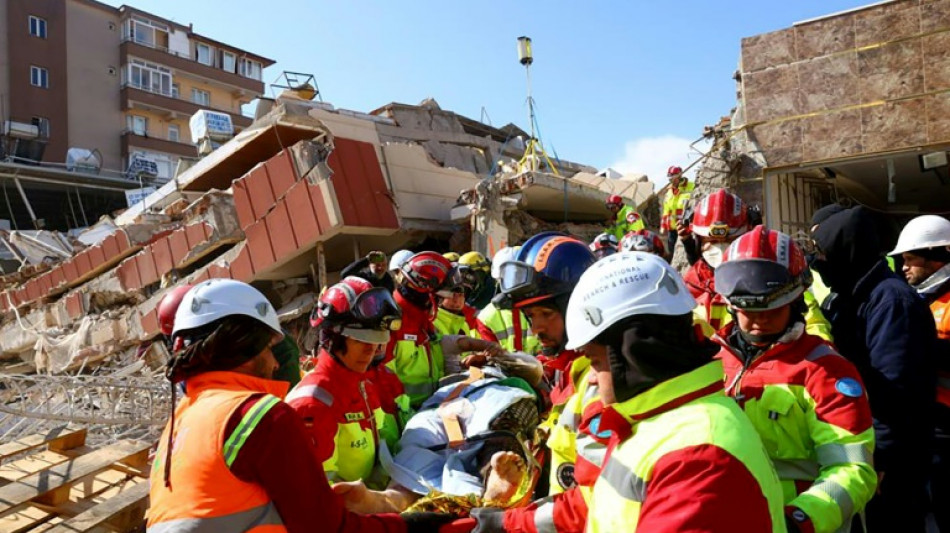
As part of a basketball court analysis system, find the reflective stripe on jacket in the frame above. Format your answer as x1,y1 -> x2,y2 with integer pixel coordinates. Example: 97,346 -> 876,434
147,371 -> 289,533
546,357 -> 605,496
661,180 -> 695,232
717,324 -> 876,533
587,361 -> 786,533
285,353 -> 394,489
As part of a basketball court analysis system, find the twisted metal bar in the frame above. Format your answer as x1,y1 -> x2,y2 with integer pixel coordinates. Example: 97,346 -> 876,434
0,373 -> 171,427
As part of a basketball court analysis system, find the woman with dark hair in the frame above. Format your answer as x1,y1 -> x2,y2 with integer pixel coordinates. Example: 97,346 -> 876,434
147,279 -> 452,533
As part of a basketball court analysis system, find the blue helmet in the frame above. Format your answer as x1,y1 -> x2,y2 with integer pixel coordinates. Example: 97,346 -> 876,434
496,232 -> 596,309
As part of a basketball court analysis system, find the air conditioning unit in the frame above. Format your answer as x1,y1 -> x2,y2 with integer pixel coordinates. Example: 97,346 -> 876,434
2,121 -> 39,139
66,148 -> 102,174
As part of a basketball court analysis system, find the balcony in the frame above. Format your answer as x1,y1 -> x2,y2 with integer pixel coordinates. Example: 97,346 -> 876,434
120,38 -> 265,95
121,84 -> 253,129
121,130 -> 197,158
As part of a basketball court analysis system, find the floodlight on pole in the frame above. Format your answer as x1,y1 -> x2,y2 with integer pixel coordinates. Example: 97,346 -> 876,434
517,36 -> 537,142
514,36 -> 558,176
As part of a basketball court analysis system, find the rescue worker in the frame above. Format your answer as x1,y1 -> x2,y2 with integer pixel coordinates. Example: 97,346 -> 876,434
385,251 -> 500,408
157,283 -> 301,387
684,189 -> 832,340
458,251 -> 494,309
683,188 -> 750,330
714,226 -> 876,533
157,284 -> 193,350
659,165 -> 695,254
389,249 -> 414,282
604,194 -> 644,241
494,232 -> 596,406
620,229 -> 666,258
467,252 -> 787,532
433,266 -> 484,370
810,205 -> 937,532
341,250 -> 395,293
286,277 -> 403,489
384,251 -> 452,408
589,232 -> 619,260
889,213 -> 950,532
475,247 -> 540,355
147,278 -> 448,533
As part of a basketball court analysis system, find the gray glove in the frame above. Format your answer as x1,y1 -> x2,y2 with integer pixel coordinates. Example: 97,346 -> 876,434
471,507 -> 505,533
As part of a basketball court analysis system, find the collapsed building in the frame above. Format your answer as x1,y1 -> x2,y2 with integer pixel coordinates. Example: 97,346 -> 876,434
684,0 -> 950,260
0,89 -> 653,446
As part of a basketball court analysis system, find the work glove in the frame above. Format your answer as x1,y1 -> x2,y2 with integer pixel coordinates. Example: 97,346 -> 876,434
470,507 -> 505,533
402,512 -> 457,533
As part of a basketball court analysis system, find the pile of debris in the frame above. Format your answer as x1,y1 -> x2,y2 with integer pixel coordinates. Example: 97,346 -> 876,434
0,93 -> 650,445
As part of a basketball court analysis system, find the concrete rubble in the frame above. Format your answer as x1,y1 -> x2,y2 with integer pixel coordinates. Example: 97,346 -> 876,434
0,90 -> 651,444
11,0 -> 950,448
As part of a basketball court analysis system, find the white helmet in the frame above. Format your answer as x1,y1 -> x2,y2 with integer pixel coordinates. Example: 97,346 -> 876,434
173,279 -> 282,337
491,246 -> 521,280
389,249 -> 414,272
565,252 -> 697,350
889,215 -> 950,256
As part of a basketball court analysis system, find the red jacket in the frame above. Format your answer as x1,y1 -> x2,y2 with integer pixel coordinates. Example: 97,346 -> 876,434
538,349 -> 583,407
285,353 -> 385,468
684,259 -> 730,330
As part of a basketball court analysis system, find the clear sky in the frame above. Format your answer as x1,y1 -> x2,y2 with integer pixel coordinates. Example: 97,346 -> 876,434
105,0 -> 872,183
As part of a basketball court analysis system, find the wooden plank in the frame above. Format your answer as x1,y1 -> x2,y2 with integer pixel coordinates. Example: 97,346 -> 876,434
44,483 -> 148,533
0,428 -> 86,463
0,440 -> 150,517
0,505 -> 55,533
0,451 -> 73,484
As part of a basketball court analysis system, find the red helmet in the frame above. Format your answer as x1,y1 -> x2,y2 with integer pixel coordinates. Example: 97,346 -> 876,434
691,189 -> 748,238
605,194 -> 623,208
400,251 -> 454,293
157,284 -> 193,336
620,229 -> 666,257
667,166 -> 683,178
715,225 -> 812,311
311,276 -> 402,342
589,232 -> 619,259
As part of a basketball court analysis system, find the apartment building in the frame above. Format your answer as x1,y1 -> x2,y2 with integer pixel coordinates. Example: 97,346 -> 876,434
0,0 -> 274,182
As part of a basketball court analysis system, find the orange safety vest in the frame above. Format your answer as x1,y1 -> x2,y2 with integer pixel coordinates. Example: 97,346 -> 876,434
932,290 -> 950,408
147,371 -> 290,533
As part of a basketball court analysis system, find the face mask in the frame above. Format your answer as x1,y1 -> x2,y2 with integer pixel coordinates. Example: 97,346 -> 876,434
702,242 -> 730,268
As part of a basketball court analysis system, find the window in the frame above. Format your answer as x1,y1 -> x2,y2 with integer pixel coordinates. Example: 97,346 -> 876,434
221,51 -> 236,73
30,66 -> 49,88
239,58 -> 262,81
196,43 -> 213,66
31,117 -> 49,139
128,16 -> 169,49
191,88 -> 210,107
128,115 -> 148,136
127,59 -> 172,96
171,83 -> 180,98
29,16 -> 47,38
168,124 -> 180,142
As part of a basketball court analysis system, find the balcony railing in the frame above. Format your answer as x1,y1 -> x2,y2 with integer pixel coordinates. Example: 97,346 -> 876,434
121,35 -> 263,82
121,82 -> 252,128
